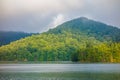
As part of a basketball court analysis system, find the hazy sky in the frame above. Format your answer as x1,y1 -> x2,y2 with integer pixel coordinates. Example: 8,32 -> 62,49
0,0 -> 120,33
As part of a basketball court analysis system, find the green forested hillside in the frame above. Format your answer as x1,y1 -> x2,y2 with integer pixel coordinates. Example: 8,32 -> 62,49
48,17 -> 120,42
0,17 -> 120,62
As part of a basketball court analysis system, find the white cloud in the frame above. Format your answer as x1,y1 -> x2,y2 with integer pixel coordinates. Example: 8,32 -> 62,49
45,14 -> 65,32
52,14 -> 65,28
0,0 -> 120,32
0,0 -> 83,17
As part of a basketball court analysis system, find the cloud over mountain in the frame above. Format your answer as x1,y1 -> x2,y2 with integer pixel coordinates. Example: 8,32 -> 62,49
0,0 -> 120,32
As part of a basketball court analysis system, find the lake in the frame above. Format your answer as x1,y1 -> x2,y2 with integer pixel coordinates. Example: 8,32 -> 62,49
0,64 -> 120,80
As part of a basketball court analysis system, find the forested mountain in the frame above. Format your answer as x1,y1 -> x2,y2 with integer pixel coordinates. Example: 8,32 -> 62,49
0,17 -> 120,62
0,31 -> 34,46
48,17 -> 120,42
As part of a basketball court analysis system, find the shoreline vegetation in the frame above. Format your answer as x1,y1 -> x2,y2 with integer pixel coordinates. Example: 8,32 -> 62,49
0,61 -> 120,64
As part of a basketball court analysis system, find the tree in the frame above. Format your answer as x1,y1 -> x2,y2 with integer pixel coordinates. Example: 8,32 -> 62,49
71,51 -> 79,62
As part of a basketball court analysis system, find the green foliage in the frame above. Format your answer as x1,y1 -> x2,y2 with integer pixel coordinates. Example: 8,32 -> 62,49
0,17 -> 120,62
48,17 -> 120,42
71,51 -> 79,62
75,43 -> 120,62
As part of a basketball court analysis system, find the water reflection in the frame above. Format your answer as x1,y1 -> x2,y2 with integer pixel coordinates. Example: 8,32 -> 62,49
0,64 -> 120,73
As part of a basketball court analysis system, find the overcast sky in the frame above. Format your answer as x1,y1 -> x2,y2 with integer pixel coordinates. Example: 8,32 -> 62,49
0,0 -> 120,33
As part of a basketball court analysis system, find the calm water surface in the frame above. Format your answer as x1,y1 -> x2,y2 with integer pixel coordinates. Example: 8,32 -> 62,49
0,64 -> 120,73
0,64 -> 120,80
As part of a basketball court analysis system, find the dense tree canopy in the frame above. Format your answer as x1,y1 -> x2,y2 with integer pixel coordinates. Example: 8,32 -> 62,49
0,17 -> 120,62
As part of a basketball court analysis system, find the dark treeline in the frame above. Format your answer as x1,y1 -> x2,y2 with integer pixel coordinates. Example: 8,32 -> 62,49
0,31 -> 35,46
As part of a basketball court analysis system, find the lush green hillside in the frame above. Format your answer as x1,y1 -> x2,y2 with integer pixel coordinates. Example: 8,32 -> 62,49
0,31 -> 34,46
48,17 -> 120,42
0,17 -> 120,62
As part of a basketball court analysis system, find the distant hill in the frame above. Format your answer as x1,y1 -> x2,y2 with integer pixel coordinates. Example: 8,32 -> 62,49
0,31 -> 34,46
0,17 -> 120,62
48,17 -> 120,42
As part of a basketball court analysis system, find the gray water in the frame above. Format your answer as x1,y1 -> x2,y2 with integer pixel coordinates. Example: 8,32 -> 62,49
0,64 -> 120,80
0,64 -> 120,73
